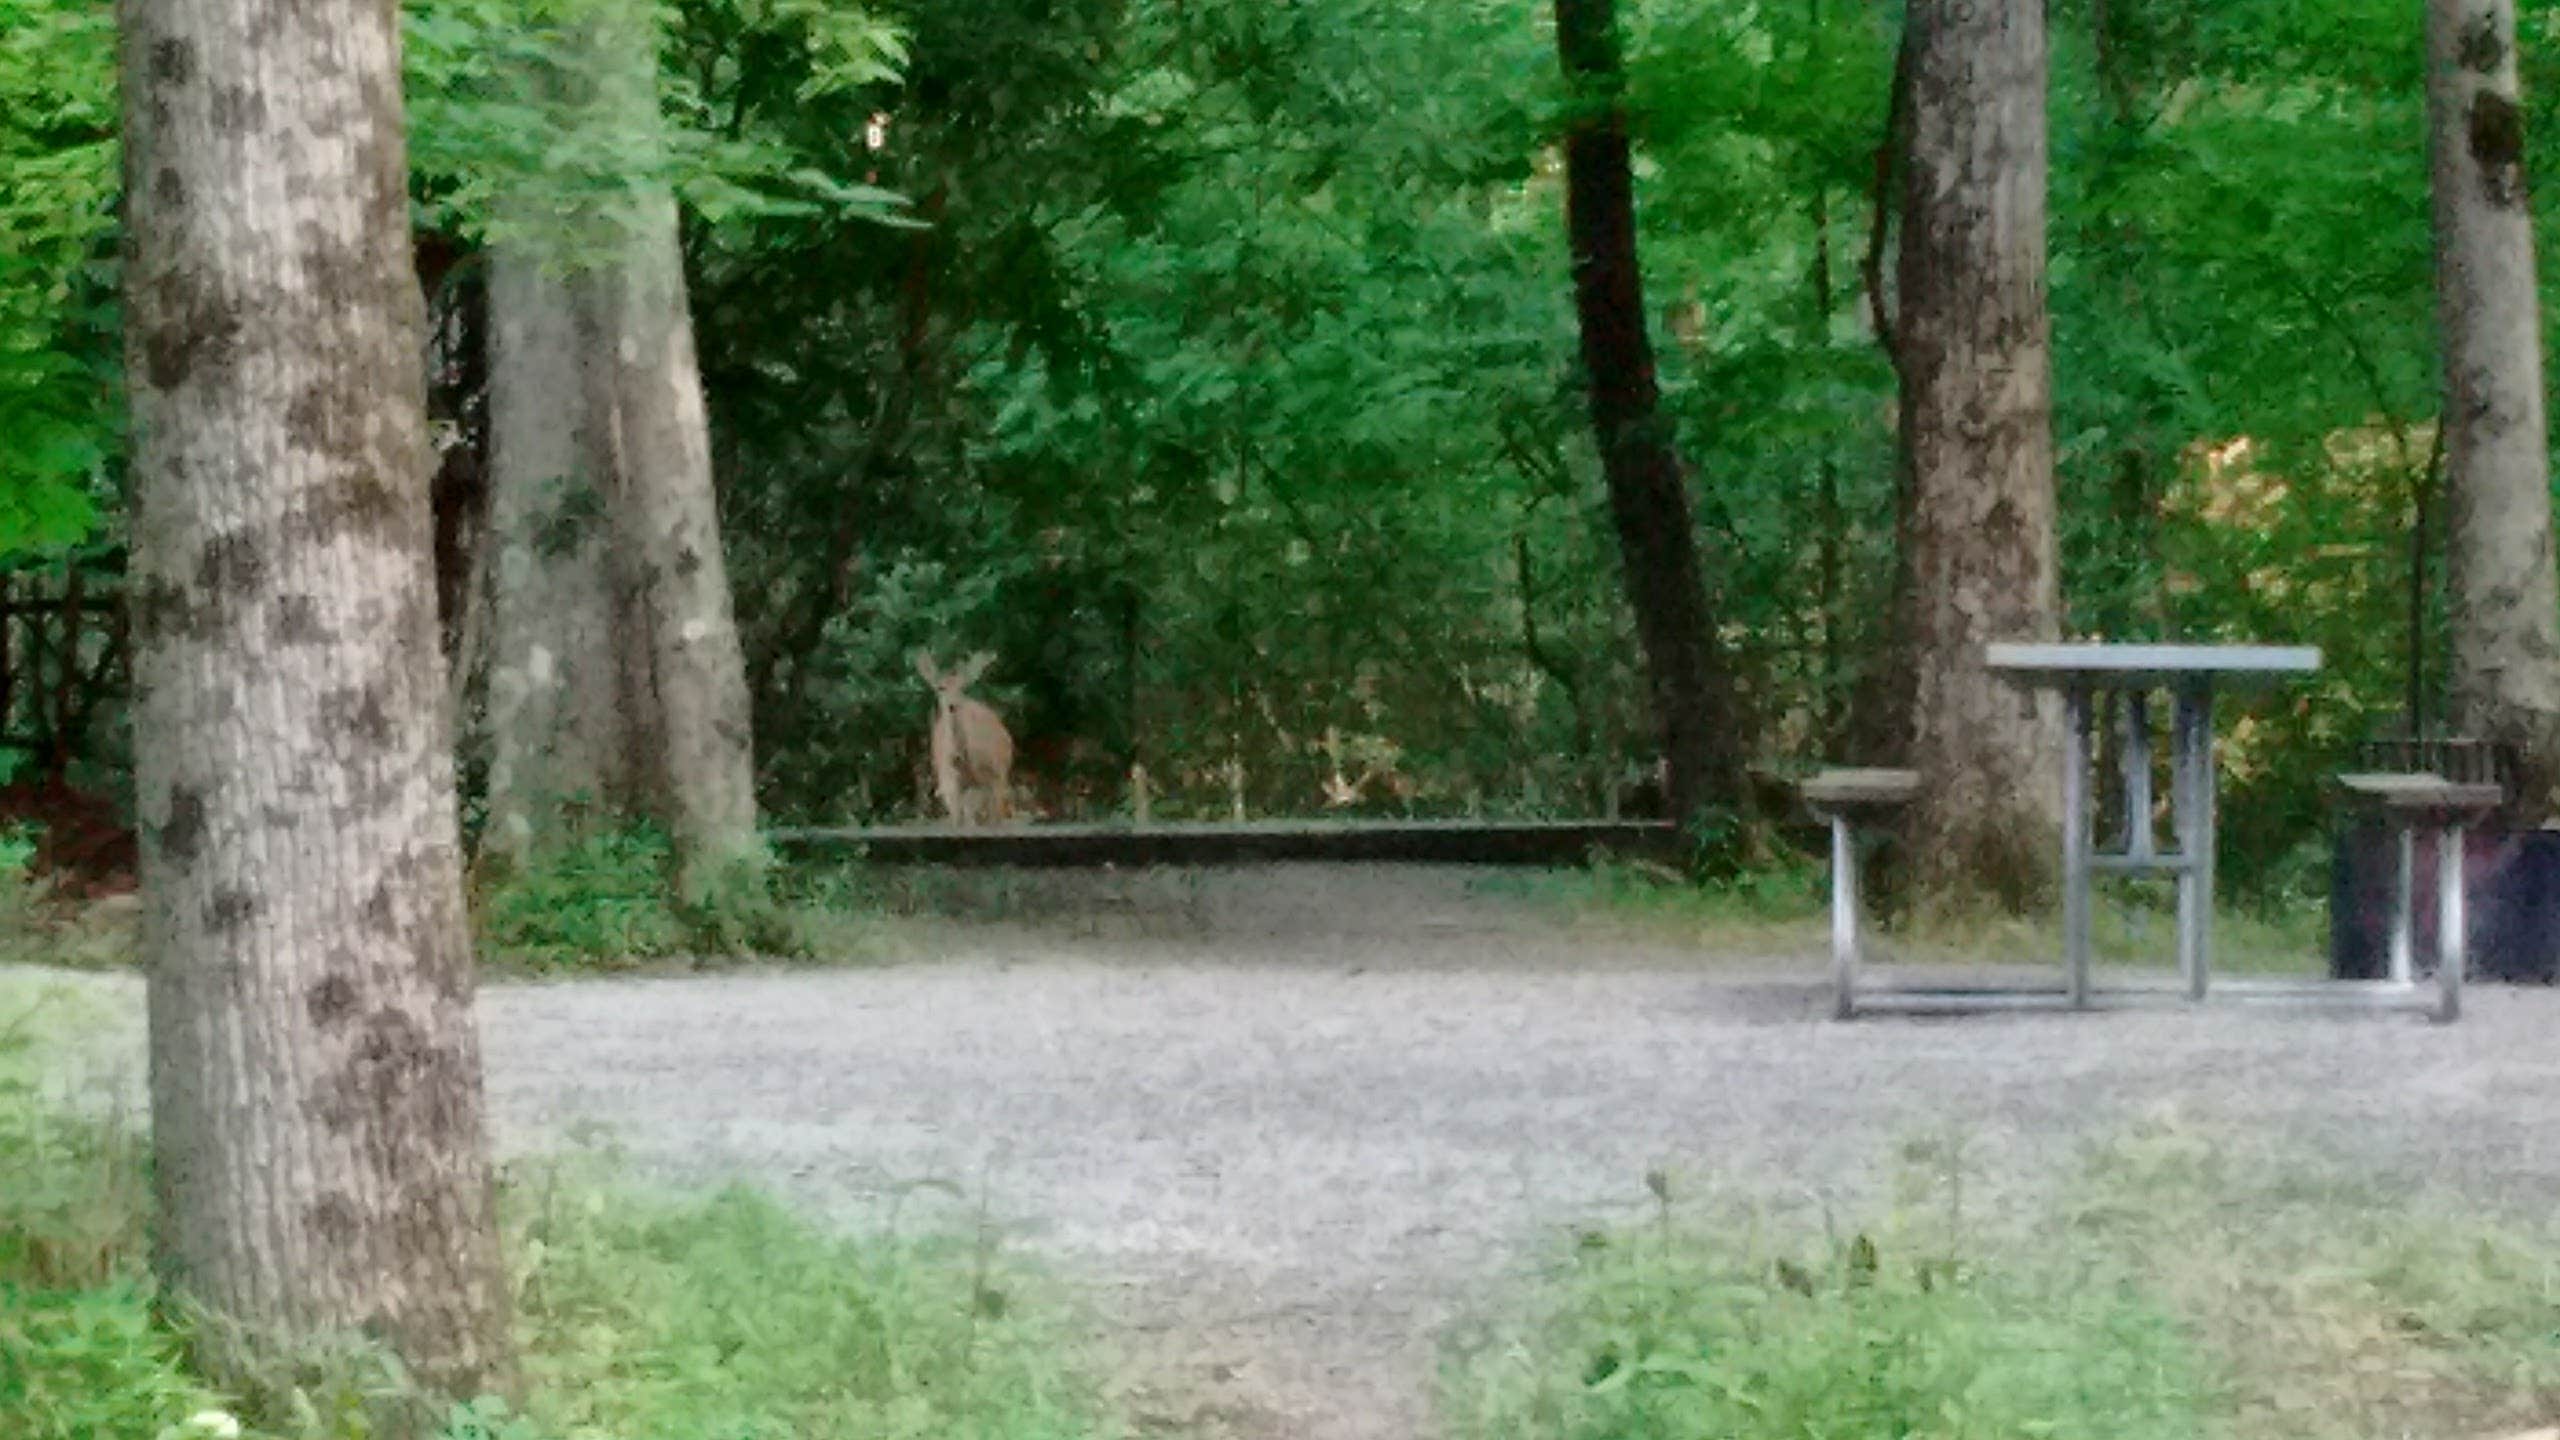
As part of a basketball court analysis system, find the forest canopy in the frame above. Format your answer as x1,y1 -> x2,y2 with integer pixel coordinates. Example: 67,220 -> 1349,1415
4,0 -> 2558,894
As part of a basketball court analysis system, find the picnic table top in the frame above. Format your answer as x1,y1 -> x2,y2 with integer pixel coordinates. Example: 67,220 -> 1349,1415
2332,772 -> 2505,814
1984,642 -> 2322,687
1798,767 -> 1923,812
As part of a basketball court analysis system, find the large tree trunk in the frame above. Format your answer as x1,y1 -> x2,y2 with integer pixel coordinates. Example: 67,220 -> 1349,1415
2426,0 -> 2560,822
1892,0 -> 2064,908
118,0 -> 512,1403
478,0 -> 761,899
1551,0 -> 1746,828
482,247 -> 648,867
580,0 -> 763,901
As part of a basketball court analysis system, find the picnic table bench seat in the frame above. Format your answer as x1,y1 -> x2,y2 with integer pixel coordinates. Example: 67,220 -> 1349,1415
1799,767 -> 1921,1019
2334,771 -> 2501,1022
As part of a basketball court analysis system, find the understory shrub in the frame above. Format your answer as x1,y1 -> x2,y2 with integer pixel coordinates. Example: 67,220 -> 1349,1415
474,826 -> 694,970
475,825 -> 817,970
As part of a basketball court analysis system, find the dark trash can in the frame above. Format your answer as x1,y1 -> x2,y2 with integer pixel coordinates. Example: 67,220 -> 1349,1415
2330,822 -> 2560,984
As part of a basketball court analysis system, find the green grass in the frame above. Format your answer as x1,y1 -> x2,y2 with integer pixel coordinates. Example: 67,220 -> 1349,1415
1502,850 -> 2335,976
1446,1232 -> 2208,1440
2061,1112 -> 2560,1439
477,1169 -> 1108,1440
2,977 -> 227,1440
1445,1118 -> 2560,1440
1475,851 -> 1833,950
0,980 -> 1128,1440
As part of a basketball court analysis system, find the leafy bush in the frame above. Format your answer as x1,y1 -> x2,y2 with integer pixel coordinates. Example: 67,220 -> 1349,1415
476,825 -> 843,970
475,825 -> 692,969
1,1282 -> 236,1440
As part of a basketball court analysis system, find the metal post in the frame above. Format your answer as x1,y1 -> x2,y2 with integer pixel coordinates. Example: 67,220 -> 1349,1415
1831,813 -> 1858,1021
2437,822 -> 2466,1023
2173,682 -> 2216,1001
2388,823 -> 2415,986
2121,691 -> 2153,861
2063,684 -> 2093,1008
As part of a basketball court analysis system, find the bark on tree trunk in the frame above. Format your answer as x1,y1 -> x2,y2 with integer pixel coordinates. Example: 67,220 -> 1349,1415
482,246 -> 643,867
579,0 -> 763,900
118,0 -> 512,1403
1551,0 -> 1746,828
2425,0 -> 2560,822
1893,0 -> 2065,908
478,0 -> 761,899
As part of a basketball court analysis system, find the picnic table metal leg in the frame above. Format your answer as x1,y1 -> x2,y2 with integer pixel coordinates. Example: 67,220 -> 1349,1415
2388,822 -> 2416,987
2063,684 -> 2093,1009
2121,691 -> 2153,861
1831,813 -> 1859,1021
2437,822 -> 2466,1023
2173,682 -> 2215,1001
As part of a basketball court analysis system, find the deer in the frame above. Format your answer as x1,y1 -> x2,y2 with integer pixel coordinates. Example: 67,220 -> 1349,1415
914,651 -> 1015,827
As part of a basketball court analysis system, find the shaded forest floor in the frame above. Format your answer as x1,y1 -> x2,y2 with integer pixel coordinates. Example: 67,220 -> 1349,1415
21,865 -> 2560,1439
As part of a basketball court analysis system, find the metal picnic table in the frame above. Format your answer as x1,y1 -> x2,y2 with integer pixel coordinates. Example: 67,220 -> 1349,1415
1984,642 -> 2322,1008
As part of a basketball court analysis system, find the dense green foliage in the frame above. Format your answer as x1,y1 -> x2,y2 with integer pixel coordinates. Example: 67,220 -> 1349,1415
0,0 -> 117,559
474,822 -> 853,968
474,825 -> 699,968
6,0 -> 2560,886
698,0 -> 2560,887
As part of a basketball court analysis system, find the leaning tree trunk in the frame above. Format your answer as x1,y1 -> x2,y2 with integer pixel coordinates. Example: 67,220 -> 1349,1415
1893,0 -> 2064,908
118,0 -> 512,1403
579,0 -> 762,901
2426,0 -> 2560,822
482,245 -> 651,869
1552,0 -> 1747,828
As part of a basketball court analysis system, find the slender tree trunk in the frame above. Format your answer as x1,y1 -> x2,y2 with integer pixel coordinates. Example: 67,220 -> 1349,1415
118,0 -> 511,1403
1809,178 -> 1848,750
2425,0 -> 2560,821
482,247 -> 641,866
580,0 -> 762,899
1846,23 -> 1916,776
1893,0 -> 2064,908
1552,0 -> 1746,827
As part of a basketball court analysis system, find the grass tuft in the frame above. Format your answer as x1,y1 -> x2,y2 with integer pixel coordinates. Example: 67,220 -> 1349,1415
0,982 -> 1126,1440
1448,1114 -> 2560,1440
1443,1210 -> 2208,1440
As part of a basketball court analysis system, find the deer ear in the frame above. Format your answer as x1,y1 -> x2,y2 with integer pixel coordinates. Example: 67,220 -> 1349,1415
958,652 -> 994,686
913,651 -> 939,683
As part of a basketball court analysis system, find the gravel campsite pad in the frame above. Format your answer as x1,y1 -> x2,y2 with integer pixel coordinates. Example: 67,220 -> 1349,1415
25,864 -> 2560,1439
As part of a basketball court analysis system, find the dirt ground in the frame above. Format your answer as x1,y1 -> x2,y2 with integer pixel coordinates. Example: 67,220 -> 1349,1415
26,864 -> 2560,1439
